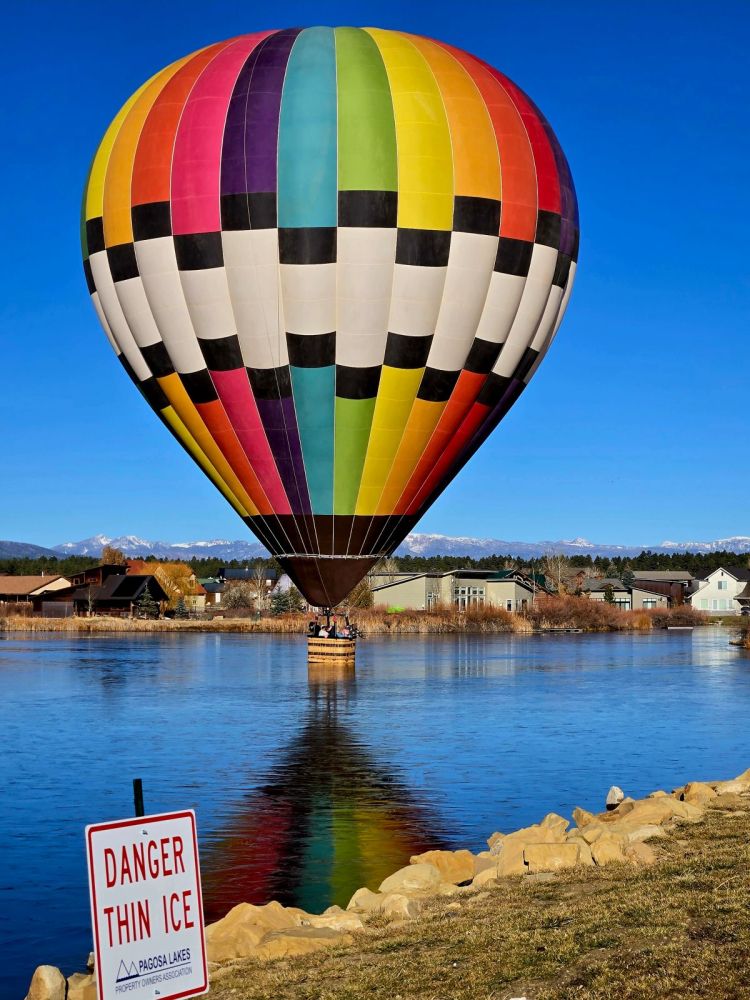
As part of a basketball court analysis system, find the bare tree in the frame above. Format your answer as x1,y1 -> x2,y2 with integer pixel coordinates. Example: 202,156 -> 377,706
541,551 -> 570,594
348,577 -> 374,609
250,559 -> 273,612
370,556 -> 400,584
222,581 -> 255,610
101,545 -> 127,565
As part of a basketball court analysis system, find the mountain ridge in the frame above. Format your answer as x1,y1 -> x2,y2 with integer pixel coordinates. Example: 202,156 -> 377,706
3,532 -> 749,563
45,532 -> 750,560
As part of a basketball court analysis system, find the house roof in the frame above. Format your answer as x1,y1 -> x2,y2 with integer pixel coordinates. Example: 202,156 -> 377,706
200,580 -> 225,593
632,570 -> 694,582
370,569 -> 546,594
0,575 -> 66,596
694,566 -> 750,583
221,567 -> 278,581
735,583 -> 750,601
583,577 -> 628,592
69,574 -> 169,603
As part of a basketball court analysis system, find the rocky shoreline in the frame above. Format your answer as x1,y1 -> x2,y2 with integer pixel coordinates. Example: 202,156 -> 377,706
24,765 -> 750,1000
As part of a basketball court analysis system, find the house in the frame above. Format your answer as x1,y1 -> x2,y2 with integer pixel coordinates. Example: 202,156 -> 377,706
582,578 -> 668,611
689,567 -> 750,615
631,570 -> 694,606
219,566 -> 279,585
734,583 -> 750,615
31,565 -> 169,617
126,560 -> 207,613
370,569 -> 547,612
199,579 -> 225,607
0,575 -> 71,614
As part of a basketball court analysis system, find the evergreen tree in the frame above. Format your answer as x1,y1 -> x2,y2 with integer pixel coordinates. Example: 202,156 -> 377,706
174,597 -> 189,619
136,584 -> 160,619
270,586 -> 304,614
603,584 -> 615,604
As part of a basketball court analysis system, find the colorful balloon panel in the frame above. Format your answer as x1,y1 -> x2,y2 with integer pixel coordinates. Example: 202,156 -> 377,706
82,27 -> 579,606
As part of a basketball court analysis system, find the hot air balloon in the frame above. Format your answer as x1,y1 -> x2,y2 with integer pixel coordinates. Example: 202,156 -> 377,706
82,27 -> 578,608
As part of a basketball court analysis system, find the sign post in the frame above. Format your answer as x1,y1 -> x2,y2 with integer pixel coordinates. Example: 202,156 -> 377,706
86,811 -> 208,1000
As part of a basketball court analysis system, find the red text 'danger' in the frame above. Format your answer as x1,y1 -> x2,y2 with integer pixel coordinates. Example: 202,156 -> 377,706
103,835 -> 186,887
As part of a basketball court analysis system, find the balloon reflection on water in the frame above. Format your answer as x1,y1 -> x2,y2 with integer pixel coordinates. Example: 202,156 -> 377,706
200,665 -> 444,920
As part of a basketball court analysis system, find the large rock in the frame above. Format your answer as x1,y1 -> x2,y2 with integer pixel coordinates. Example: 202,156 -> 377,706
379,862 -> 442,895
66,974 -> 96,1000
565,833 -> 595,866
540,813 -> 570,837
303,907 -> 364,932
487,831 -> 505,849
254,926 -> 351,961
347,887 -> 382,912
66,975 -> 96,1000
523,843 -> 580,873
621,823 -> 667,844
714,779 -> 749,795
25,966 -> 66,1000
379,892 -> 422,920
591,836 -> 626,866
496,842 -> 528,876
473,853 -> 498,876
579,822 -> 606,845
572,806 -> 596,828
601,796 -> 702,828
409,849 -> 475,884
625,842 -> 657,866
606,785 -> 625,810
682,781 -> 717,805
472,864 -> 500,887
734,767 -> 750,783
205,900 -> 297,962
489,822 -> 565,858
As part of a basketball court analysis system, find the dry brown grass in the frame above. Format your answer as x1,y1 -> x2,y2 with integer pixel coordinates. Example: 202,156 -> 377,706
0,601 -> 711,636
207,798 -> 750,1000
525,597 -> 706,633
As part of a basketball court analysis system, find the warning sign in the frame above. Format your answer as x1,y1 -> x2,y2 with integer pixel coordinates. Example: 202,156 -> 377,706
86,810 -> 208,1000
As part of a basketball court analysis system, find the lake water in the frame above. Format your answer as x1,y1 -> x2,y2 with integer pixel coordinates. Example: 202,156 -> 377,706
1,628 -> 749,998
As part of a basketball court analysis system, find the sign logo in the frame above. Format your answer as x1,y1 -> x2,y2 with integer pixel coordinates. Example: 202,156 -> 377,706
86,810 -> 208,999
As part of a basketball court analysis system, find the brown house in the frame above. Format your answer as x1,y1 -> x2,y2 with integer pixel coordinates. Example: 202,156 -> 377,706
0,575 -> 70,602
32,565 -> 168,618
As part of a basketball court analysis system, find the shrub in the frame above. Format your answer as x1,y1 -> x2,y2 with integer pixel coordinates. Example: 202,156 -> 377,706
648,605 -> 705,628
525,595 -> 628,631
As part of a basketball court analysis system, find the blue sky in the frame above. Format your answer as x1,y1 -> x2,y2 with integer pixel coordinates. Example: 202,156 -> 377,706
1,1 -> 747,548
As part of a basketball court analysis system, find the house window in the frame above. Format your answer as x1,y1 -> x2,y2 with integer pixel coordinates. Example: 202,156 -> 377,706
719,599 -> 728,610
712,600 -> 718,610
718,580 -> 728,591
700,599 -> 708,609
643,599 -> 657,609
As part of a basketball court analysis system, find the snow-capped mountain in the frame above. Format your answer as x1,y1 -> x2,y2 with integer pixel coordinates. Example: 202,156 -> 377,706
42,532 -> 750,561
53,535 -> 266,560
395,533 -> 750,558
657,536 -> 750,554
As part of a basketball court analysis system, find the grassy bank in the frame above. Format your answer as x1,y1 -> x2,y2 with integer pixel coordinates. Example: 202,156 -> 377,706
1,599 -> 707,636
208,797 -> 750,1000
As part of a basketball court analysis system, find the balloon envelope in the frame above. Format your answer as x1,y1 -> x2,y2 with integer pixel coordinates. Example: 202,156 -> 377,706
82,27 -> 578,606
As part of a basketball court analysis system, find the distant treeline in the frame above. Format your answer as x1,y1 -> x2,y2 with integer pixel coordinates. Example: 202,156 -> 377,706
1,548 -> 748,580
0,554 -> 269,578
392,551 -> 750,576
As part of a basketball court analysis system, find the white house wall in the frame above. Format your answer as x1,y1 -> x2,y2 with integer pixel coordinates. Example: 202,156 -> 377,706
690,569 -> 744,614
